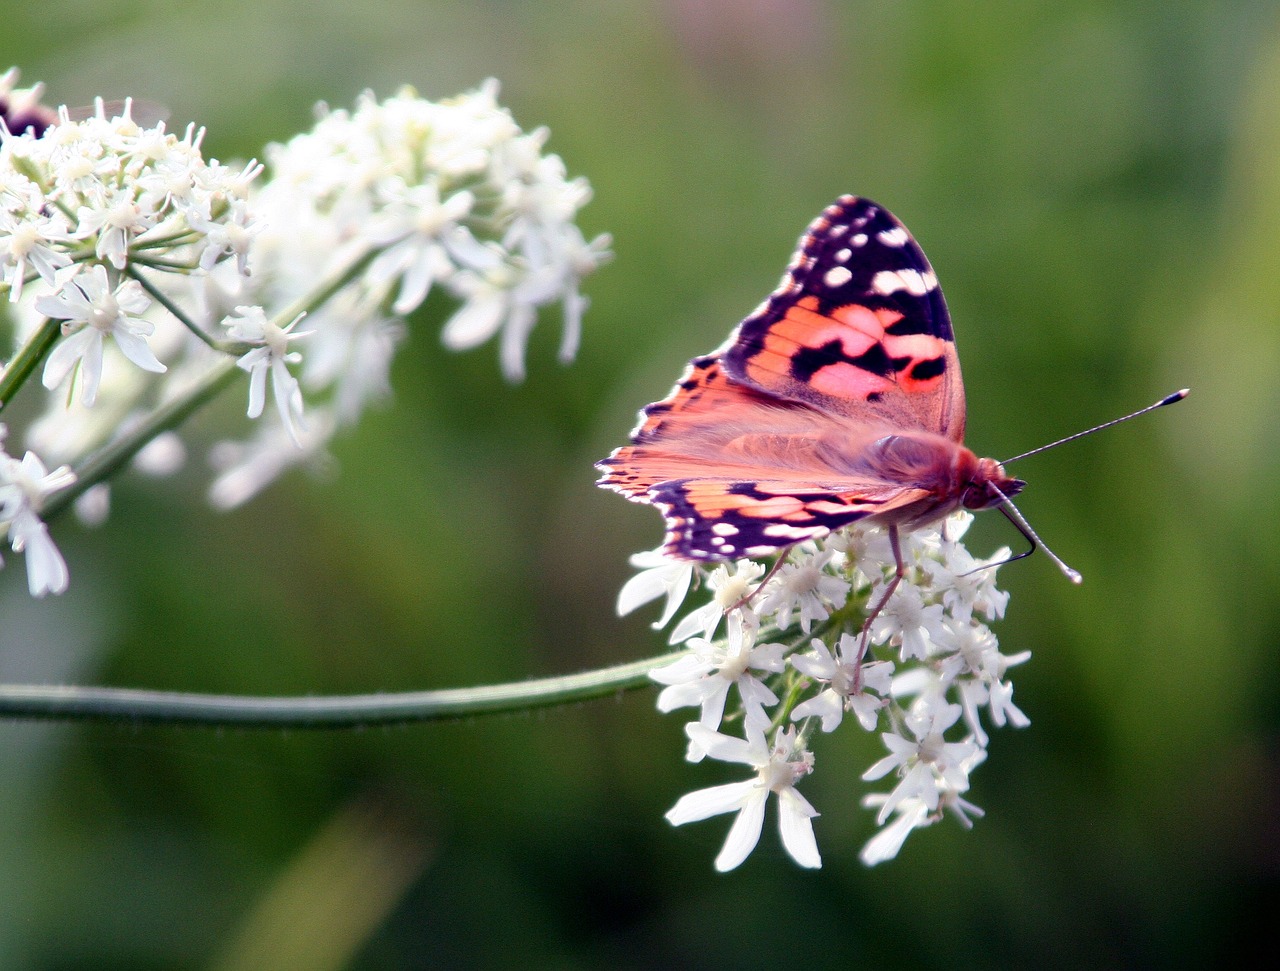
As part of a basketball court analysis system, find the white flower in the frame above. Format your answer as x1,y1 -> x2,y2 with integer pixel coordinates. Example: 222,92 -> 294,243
439,265 -> 542,382
925,540 -> 1012,623
650,611 -> 783,753
224,306 -> 310,446
0,442 -> 75,596
616,548 -> 694,628
931,619 -> 1032,742
859,774 -> 986,866
0,203 -> 72,302
364,184 -> 475,314
195,197 -> 261,276
868,579 -> 947,662
35,264 -> 165,405
756,547 -> 850,633
858,796 -> 930,866
863,699 -> 979,824
831,524 -> 897,586
668,559 -> 765,644
628,511 -> 1025,868
790,633 -> 894,732
665,724 -> 820,872
75,194 -> 150,269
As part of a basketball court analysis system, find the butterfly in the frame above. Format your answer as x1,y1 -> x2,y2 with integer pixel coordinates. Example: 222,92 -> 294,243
596,195 -> 1031,596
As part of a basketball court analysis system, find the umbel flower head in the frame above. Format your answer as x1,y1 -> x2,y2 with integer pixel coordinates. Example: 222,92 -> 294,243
0,69 -> 609,595
622,511 -> 1030,869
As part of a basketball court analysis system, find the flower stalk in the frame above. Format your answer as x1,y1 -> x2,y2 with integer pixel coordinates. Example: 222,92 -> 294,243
0,651 -> 676,726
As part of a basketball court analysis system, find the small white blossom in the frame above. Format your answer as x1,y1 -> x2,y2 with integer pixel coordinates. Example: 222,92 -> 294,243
0,204 -> 72,302
756,547 -> 850,633
863,699 -> 979,824
665,724 -> 820,872
868,579 -> 947,662
224,306 -> 310,446
650,612 -> 784,753
931,619 -> 1032,742
668,559 -> 765,644
790,633 -> 894,732
858,796 -> 931,866
830,524 -> 898,586
925,540 -> 1012,623
616,548 -> 694,628
35,265 -> 165,405
364,184 -> 475,314
0,439 -> 75,596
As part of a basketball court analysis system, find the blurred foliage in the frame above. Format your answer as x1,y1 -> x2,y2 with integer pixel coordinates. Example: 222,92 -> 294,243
1,0 -> 1277,968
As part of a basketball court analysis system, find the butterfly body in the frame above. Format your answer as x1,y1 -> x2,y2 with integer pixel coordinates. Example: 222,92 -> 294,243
598,196 -> 1022,561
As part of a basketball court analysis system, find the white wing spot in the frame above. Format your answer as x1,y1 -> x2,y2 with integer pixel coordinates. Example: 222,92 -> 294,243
835,247 -> 852,262
824,265 -> 853,288
877,227 -> 909,247
828,223 -> 848,238
851,233 -> 868,247
762,523 -> 826,542
871,269 -> 938,296
712,522 -> 739,536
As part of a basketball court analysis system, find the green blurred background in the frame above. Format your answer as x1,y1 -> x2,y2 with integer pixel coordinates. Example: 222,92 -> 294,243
1,0 -> 1275,967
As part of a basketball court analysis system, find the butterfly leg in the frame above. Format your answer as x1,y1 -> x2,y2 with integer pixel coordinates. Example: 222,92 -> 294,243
853,525 -> 906,687
727,547 -> 794,613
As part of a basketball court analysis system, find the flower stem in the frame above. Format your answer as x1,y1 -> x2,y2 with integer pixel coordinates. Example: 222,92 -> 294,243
0,652 -> 677,727
0,318 -> 60,411
127,266 -> 220,348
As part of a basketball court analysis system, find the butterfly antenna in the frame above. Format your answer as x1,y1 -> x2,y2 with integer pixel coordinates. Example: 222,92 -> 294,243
987,484 -> 1083,584
1000,389 -> 1189,465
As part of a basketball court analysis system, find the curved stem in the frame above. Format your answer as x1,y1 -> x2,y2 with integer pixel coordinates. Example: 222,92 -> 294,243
0,651 -> 678,727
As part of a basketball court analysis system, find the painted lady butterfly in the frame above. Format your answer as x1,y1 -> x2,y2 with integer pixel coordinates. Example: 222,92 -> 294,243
597,196 -> 1027,578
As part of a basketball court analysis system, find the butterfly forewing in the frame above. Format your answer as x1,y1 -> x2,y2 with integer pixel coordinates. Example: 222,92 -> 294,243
725,197 -> 965,441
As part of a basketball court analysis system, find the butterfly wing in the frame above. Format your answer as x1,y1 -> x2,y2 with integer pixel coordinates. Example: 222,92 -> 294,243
597,357 -> 941,559
723,196 -> 965,443
597,196 -> 966,560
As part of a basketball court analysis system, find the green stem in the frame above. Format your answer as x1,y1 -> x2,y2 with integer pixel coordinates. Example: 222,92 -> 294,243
0,318 -> 61,411
127,266 -> 219,349
0,651 -> 678,727
42,359 -> 241,521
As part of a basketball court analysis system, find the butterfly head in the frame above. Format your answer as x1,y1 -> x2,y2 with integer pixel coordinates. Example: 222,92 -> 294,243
962,456 -> 1025,512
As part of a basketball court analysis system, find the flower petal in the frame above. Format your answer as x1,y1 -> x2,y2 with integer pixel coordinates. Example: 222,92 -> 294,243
777,788 -> 822,869
665,780 -> 755,826
714,789 -> 767,872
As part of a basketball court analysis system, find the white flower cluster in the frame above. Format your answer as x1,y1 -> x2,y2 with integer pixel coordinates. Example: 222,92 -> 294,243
621,512 -> 1031,871
1,68 -> 608,595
